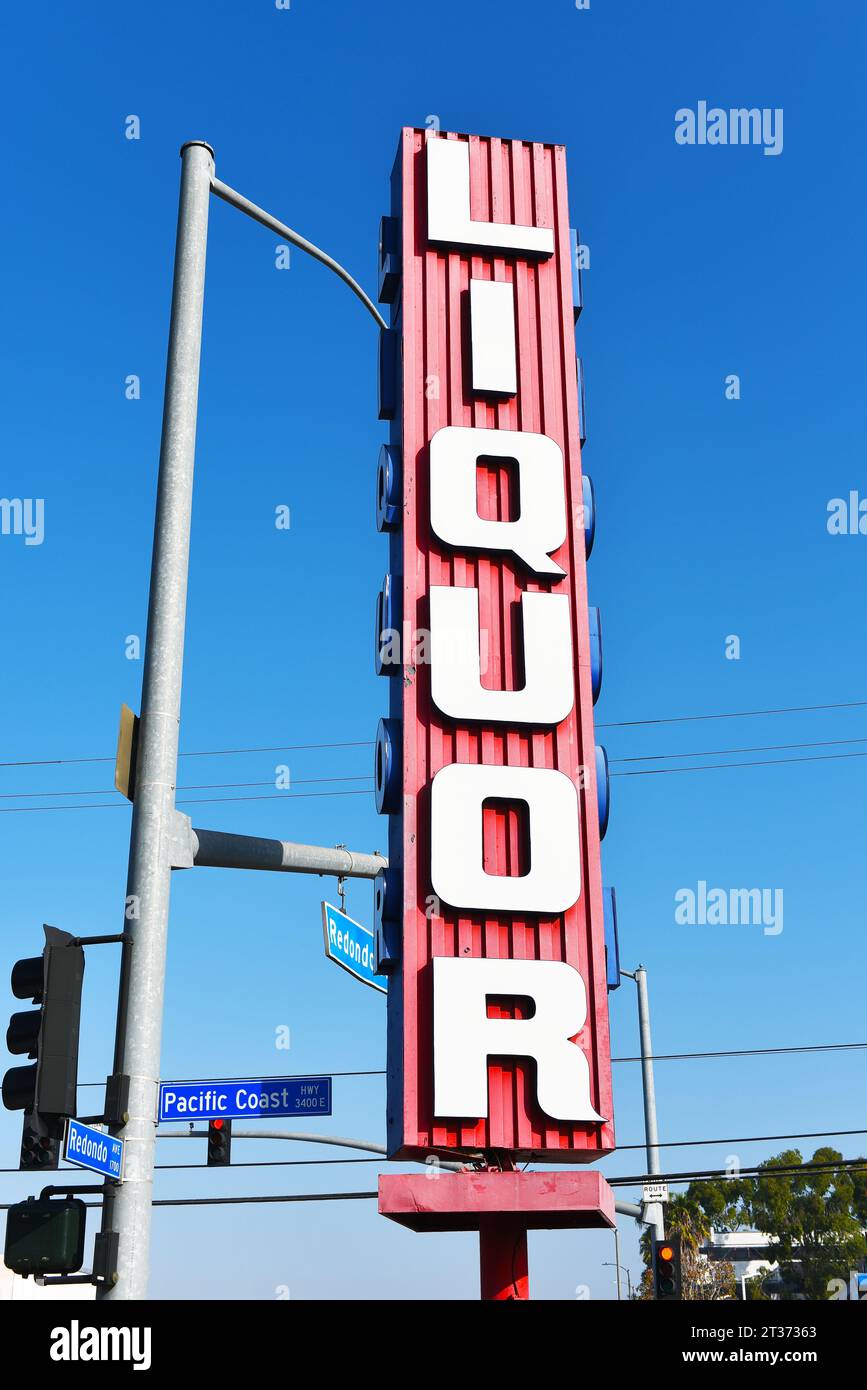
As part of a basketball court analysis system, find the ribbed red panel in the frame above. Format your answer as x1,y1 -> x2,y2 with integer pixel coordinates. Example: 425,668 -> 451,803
394,128 -> 614,1160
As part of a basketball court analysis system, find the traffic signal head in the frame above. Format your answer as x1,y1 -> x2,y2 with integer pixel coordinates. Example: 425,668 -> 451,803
653,1234 -> 682,1301
19,1114 -> 60,1171
207,1117 -> 232,1166
4,1196 -> 86,1277
2,928 -> 84,1120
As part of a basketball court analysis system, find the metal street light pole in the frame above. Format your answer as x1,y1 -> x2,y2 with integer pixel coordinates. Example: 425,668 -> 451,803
603,1233 -> 633,1301
99,140 -> 214,1300
99,140 -> 387,1300
621,964 -> 665,1241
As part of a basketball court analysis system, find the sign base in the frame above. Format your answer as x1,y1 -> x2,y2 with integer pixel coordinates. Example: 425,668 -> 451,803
378,1169 -> 615,1233
380,1170 -> 615,1300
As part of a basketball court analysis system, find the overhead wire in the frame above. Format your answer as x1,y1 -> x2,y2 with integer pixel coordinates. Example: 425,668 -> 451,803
4,738 -> 867,812
2,698 -> 866,771
8,1160 -> 867,1211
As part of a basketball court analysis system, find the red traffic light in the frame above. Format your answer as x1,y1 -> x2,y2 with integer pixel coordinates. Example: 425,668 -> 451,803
206,1117 -> 232,1165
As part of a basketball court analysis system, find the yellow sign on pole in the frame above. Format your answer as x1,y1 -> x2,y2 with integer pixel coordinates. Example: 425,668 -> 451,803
115,704 -> 140,802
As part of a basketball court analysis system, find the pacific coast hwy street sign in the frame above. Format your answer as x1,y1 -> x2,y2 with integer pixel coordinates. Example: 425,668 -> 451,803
158,1076 -> 332,1122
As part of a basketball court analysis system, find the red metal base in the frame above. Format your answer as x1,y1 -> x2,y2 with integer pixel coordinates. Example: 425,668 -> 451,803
380,1170 -> 615,1299
379,1168 -> 616,1232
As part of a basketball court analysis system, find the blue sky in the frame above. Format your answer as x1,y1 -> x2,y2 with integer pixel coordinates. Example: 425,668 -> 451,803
1,0 -> 866,1299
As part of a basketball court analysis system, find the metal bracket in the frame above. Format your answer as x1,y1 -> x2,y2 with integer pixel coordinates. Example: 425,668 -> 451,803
36,1232 -> 119,1289
71,932 -> 132,947
92,1230 -> 120,1287
104,1073 -> 131,1129
167,809 -> 195,869
335,845 -> 347,912
40,1182 -> 105,1199
37,1273 -> 96,1287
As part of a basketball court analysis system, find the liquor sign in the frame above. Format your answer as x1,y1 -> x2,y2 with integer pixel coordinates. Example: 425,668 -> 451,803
374,129 -> 614,1169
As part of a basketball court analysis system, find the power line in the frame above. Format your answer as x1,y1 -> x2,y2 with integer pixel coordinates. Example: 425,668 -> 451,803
608,1158 -> 867,1188
7,1136 -> 865,1180
74,1040 -> 867,1089
615,1127 -> 867,1153
0,788 -> 373,813
610,735 -> 867,764
597,699 -> 867,730
78,1068 -> 386,1088
2,698 -> 864,771
97,1127 -> 867,1164
0,1156 -> 380,1176
153,1157 -> 378,1172
0,739 -> 375,769
163,1190 -> 381,1208
9,1162 -> 867,1211
610,1041 -> 867,1064
0,1192 -> 380,1212
0,775 -> 374,801
7,738 -> 865,804
3,743 -> 866,813
6,1127 -> 863,1179
612,749 -> 867,777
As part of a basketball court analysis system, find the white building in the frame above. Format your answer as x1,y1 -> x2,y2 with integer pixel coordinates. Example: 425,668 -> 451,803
701,1229 -> 779,1297
0,1265 -> 95,1301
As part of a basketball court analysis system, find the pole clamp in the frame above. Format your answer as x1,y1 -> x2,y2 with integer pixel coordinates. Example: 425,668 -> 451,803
167,810 -> 195,869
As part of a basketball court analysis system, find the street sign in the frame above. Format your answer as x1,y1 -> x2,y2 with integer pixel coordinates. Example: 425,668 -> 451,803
114,703 -> 139,801
64,1118 -> 125,1182
321,901 -> 386,994
158,1076 -> 332,1123
642,1182 -> 670,1204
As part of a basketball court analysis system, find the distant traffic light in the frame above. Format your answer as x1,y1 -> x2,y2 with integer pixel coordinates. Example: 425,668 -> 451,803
2,927 -> 84,1121
207,1117 -> 232,1166
652,1235 -> 682,1301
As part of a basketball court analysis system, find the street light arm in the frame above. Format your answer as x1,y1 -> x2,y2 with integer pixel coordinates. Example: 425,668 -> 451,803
158,1127 -> 467,1171
614,1199 -> 643,1220
210,176 -> 388,331
160,1128 -> 387,1155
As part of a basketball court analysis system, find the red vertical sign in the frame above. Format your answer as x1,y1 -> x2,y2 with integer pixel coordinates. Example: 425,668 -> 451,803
375,128 -> 614,1165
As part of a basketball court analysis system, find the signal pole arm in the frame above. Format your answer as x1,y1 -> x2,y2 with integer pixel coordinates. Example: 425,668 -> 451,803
190,827 -> 387,880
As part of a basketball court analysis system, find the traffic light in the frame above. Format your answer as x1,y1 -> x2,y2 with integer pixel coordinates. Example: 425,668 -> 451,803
652,1235 -> 683,1301
2,927 -> 84,1122
18,1114 -> 59,1172
207,1117 -> 232,1166
4,1196 -> 86,1277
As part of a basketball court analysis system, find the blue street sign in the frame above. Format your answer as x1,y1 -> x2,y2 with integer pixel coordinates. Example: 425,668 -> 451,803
321,900 -> 386,994
64,1118 -> 125,1181
158,1076 -> 332,1123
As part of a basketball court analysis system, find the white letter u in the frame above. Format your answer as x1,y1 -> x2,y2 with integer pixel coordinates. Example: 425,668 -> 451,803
429,585 -> 573,725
